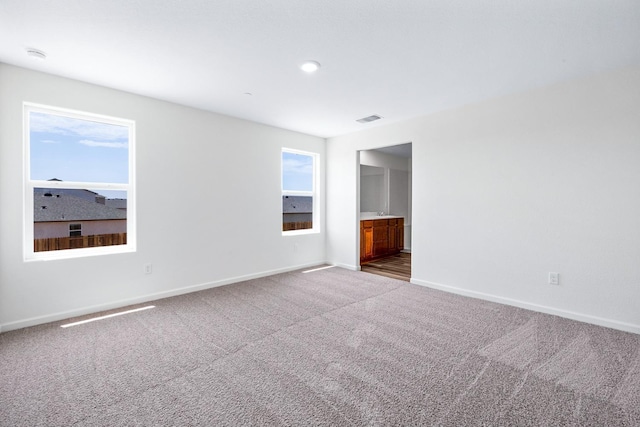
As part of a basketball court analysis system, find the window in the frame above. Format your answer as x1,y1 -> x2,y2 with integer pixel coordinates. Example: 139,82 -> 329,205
69,223 -> 82,237
282,149 -> 318,234
25,103 -> 135,260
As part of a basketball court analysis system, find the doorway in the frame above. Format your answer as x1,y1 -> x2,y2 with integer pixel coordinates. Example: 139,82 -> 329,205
358,143 -> 412,281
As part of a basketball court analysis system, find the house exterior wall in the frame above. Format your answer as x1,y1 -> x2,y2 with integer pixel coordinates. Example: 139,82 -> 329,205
34,220 -> 127,239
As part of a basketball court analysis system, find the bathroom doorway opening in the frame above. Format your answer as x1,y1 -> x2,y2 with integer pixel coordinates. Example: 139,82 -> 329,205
358,143 -> 412,281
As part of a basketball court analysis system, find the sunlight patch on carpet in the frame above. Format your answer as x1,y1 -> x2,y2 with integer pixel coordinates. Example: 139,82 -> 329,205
60,305 -> 155,328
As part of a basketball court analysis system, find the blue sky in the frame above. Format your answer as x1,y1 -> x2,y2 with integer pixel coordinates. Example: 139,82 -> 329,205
30,111 -> 129,189
282,151 -> 313,191
31,112 -> 312,199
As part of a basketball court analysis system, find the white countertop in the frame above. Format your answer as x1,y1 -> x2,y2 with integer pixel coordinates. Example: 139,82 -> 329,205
360,214 -> 404,220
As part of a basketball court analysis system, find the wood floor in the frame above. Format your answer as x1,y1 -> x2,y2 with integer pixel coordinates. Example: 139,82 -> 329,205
361,252 -> 411,282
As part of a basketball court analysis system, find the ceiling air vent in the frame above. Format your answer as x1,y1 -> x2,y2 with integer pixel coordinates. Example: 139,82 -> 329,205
356,114 -> 382,124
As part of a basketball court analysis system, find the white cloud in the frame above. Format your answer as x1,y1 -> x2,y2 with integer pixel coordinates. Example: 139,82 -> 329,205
30,111 -> 129,141
283,158 -> 313,174
41,139 -> 60,144
78,139 -> 128,149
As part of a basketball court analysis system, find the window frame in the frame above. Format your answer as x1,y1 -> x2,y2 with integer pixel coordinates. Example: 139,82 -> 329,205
281,148 -> 319,236
24,102 -> 136,261
69,223 -> 82,237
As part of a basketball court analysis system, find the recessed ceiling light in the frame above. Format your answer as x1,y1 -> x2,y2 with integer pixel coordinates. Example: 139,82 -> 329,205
300,60 -> 321,73
26,48 -> 47,60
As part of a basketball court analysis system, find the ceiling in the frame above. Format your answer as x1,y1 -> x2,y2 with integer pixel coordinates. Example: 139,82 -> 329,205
1,1 -> 639,138
373,143 -> 412,159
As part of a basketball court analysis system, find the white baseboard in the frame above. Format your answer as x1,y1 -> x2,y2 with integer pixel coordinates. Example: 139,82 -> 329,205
332,262 -> 360,271
0,260 -> 326,333
410,278 -> 640,335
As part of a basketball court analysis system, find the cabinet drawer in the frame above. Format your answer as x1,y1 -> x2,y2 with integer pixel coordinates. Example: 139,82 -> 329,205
362,220 -> 374,228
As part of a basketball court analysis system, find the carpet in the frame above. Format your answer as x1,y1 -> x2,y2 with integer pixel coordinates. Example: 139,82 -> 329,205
1,266 -> 639,426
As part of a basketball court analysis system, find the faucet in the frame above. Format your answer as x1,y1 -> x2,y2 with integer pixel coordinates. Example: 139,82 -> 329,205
378,211 -> 385,216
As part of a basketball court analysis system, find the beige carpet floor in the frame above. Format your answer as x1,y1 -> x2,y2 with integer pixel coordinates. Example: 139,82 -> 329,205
1,266 -> 639,426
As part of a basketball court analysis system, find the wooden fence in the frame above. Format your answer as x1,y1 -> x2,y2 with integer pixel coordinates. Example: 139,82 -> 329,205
34,233 -> 127,252
282,221 -> 313,231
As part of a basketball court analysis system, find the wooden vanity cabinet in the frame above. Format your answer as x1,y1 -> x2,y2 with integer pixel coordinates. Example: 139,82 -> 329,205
360,217 -> 404,264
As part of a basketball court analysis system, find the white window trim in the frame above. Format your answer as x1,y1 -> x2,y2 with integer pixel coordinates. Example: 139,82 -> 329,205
282,148 -> 320,236
23,102 -> 136,261
69,223 -> 82,237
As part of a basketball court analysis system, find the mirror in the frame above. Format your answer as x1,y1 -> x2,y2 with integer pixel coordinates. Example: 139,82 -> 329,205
360,165 -> 385,213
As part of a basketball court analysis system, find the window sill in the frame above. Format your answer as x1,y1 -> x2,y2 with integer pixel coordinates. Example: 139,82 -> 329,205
282,228 -> 320,237
24,244 -> 135,262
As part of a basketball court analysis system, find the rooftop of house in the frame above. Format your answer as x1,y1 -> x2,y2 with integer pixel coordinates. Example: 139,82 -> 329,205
282,195 -> 312,214
105,199 -> 127,210
34,186 -> 104,203
34,191 -> 126,222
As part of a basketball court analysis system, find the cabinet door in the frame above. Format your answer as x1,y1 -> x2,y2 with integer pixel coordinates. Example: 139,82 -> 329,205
372,220 -> 388,257
397,218 -> 404,251
388,220 -> 397,252
361,221 -> 374,262
363,227 -> 373,259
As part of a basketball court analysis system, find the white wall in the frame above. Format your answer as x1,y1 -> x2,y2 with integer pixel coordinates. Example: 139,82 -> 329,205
388,169 -> 409,219
327,65 -> 640,333
388,168 -> 410,250
0,64 -> 326,331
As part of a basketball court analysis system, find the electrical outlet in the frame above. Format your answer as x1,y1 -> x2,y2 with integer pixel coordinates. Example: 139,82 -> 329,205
549,272 -> 559,285
144,264 -> 153,275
